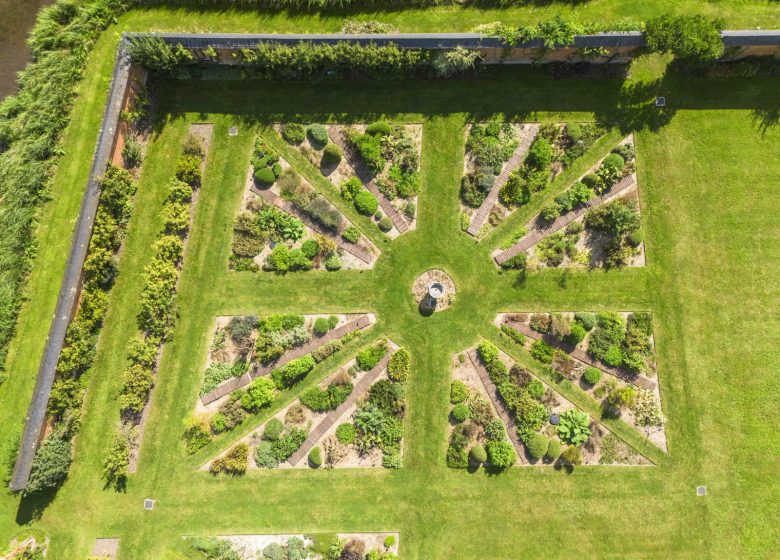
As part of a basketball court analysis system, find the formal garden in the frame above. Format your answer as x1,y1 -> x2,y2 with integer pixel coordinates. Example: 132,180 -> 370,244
0,2 -> 778,558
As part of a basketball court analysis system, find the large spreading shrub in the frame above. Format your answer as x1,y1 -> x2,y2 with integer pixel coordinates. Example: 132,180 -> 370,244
354,190 -> 379,215
25,436 -> 72,494
240,377 -> 276,411
486,439 -> 516,468
645,14 -> 725,63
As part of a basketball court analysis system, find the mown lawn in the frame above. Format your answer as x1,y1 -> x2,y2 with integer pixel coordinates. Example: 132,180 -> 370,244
0,6 -> 779,560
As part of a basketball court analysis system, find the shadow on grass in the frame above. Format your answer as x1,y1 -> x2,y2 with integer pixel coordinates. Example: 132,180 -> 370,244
15,487 -> 57,525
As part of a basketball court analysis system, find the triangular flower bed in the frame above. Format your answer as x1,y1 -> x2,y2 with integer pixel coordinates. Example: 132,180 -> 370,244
328,123 -> 422,237
497,311 -> 667,452
197,312 -> 374,409
201,339 -> 409,472
449,341 -> 651,468
462,122 -> 607,239
494,135 -> 645,269
229,136 -> 380,272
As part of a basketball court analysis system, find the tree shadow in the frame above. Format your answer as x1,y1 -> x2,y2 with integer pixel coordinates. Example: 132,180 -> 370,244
594,76 -> 677,135
15,487 -> 58,526
752,108 -> 780,136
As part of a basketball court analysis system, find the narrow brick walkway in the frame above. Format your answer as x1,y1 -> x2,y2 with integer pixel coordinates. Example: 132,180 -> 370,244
494,173 -> 636,266
252,186 -> 374,264
329,128 -> 410,234
200,315 -> 373,405
287,352 -> 392,466
502,319 -> 656,391
467,124 -> 540,237
467,350 -> 528,464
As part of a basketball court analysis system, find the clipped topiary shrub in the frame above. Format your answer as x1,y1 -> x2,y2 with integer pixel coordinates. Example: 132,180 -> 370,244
451,403 -> 470,423
322,142 -> 342,165
469,444 -> 487,465
308,446 -> 322,468
307,123 -> 329,147
545,437 -> 562,460
583,367 -> 602,385
378,216 -> 393,232
325,254 -> 342,271
313,317 -> 330,336
354,190 -> 379,215
254,166 -> 277,187
526,432 -> 549,460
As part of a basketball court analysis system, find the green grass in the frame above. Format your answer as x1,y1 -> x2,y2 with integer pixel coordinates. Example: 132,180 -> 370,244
0,6 -> 779,560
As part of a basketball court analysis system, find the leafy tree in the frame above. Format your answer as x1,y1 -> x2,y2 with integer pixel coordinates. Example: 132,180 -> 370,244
645,14 -> 725,63
102,433 -> 130,490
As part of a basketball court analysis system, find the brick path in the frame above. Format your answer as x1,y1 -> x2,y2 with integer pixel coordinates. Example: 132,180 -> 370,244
494,173 -> 637,266
287,352 -> 392,466
502,319 -> 656,391
467,350 -> 528,464
329,128 -> 410,234
466,124 -> 540,237
252,186 -> 374,264
200,315 -> 373,405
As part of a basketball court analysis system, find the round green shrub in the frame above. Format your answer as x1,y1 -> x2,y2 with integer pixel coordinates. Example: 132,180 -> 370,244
366,121 -> 392,135
378,216 -> 393,232
469,444 -> 487,464
301,239 -> 320,259
450,380 -> 468,404
526,432 -> 549,460
545,437 -> 562,460
322,142 -> 342,165
263,418 -> 284,441
254,166 -> 276,187
384,535 -> 396,548
451,403 -> 470,423
307,123 -> 329,147
313,317 -> 330,336
354,190 -> 378,215
602,153 -> 625,171
567,323 -> 587,345
341,226 -> 360,243
336,423 -> 356,444
583,367 -> 602,385
308,446 -> 322,468
526,378 -> 545,400
272,162 -> 283,177
324,254 -> 342,271
282,123 -> 306,144
581,173 -> 602,190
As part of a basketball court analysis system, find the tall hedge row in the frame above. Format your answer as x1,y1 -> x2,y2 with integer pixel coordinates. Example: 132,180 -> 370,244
0,0 -> 126,375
